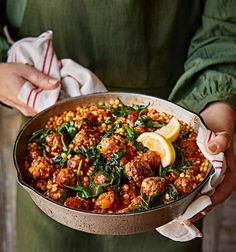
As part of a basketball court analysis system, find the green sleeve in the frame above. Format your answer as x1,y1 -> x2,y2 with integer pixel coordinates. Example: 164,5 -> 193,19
0,0 -> 9,62
169,0 -> 236,113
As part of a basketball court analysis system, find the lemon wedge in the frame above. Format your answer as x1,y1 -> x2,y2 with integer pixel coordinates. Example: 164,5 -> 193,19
155,117 -> 180,143
137,132 -> 176,167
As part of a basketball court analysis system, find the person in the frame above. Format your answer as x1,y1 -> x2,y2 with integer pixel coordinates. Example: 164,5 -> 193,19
0,0 -> 236,251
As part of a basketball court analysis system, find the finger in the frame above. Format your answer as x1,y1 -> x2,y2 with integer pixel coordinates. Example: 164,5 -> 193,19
210,147 -> 236,205
207,131 -> 231,154
0,94 -> 36,117
15,101 -> 37,117
17,64 -> 60,90
187,206 -> 213,223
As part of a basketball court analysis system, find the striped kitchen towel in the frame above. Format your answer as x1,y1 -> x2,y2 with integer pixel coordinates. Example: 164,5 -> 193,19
7,31 -> 107,112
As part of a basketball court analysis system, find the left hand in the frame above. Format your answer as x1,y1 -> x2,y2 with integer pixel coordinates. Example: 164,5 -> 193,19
189,101 -> 236,222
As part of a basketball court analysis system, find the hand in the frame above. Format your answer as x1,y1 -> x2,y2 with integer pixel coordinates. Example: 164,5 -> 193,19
202,102 -> 236,204
0,63 -> 60,116
189,102 -> 236,222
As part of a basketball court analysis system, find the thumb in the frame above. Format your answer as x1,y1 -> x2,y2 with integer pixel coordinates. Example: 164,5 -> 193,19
207,131 -> 231,154
19,64 -> 60,90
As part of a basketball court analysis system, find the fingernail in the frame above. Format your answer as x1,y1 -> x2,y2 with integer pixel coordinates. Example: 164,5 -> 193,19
49,78 -> 59,85
208,142 -> 218,153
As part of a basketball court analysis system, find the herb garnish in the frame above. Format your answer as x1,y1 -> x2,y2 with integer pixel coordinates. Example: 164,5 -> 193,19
124,125 -> 148,152
99,98 -> 150,118
56,120 -> 78,141
166,184 -> 179,201
177,130 -> 192,140
28,129 -> 53,146
103,123 -> 120,137
141,192 -> 163,209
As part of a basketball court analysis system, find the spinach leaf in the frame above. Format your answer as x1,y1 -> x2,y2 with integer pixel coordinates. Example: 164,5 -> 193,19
174,145 -> 184,165
42,149 -> 47,157
56,120 -> 78,141
66,179 -> 104,199
103,123 -> 120,137
77,118 -> 87,131
152,121 -> 166,128
100,104 -> 132,117
132,102 -> 150,112
52,152 -> 68,167
141,192 -> 163,209
176,160 -> 193,172
106,149 -> 125,167
105,150 -> 125,190
104,117 -> 115,124
159,165 -> 179,177
99,98 -> 134,118
134,105 -> 153,128
124,125 -> 148,152
76,145 -> 106,170
178,130 -> 192,140
128,205 -> 144,213
134,141 -> 149,152
75,160 -> 84,186
76,147 -> 125,192
60,191 -> 68,204
166,184 -> 179,201
124,125 -> 138,141
134,115 -> 153,128
98,171 -> 122,190
29,129 -> 53,146
59,132 -> 68,152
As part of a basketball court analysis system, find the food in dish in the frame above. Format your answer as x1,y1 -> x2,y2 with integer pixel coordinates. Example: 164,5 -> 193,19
24,98 -> 210,213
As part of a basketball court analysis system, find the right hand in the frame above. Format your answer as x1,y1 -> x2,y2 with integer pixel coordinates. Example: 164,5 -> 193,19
0,63 -> 60,116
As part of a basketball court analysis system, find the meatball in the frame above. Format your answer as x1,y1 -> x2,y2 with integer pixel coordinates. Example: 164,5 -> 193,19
100,134 -> 126,156
93,172 -> 109,185
95,191 -> 115,209
179,139 -> 197,157
64,196 -> 93,210
141,177 -> 166,196
124,160 -> 153,186
45,133 -> 64,155
174,176 -> 195,195
72,128 -> 100,148
67,155 -> 81,170
53,168 -> 77,186
45,184 -> 67,201
140,150 -> 161,170
28,156 -> 56,179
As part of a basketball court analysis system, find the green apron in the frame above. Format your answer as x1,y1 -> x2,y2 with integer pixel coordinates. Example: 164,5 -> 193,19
6,0 -> 236,251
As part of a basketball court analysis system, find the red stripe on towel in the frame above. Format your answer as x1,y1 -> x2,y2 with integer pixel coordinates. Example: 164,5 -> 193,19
59,60 -> 63,69
32,52 -> 55,109
33,40 -> 54,109
47,51 -> 55,75
207,131 -> 213,143
26,40 -> 51,107
26,87 -> 37,105
212,160 -> 223,163
42,40 -> 51,73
